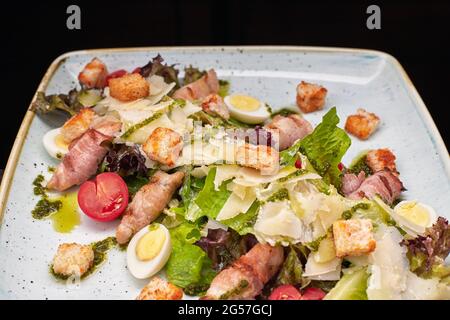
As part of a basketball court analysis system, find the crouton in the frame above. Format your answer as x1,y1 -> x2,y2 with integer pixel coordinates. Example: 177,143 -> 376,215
236,143 -> 279,175
78,58 -> 108,89
61,108 -> 95,143
109,73 -> 150,102
136,277 -> 183,300
366,148 -> 398,175
345,108 -> 380,140
332,219 -> 376,258
142,127 -> 183,166
296,81 -> 328,113
201,94 -> 230,120
52,243 -> 94,277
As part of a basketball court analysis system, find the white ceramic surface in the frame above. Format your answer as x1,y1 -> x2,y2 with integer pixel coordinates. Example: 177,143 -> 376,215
0,47 -> 449,299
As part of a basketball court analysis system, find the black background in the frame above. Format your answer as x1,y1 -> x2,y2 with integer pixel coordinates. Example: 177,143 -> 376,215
2,0 -> 450,169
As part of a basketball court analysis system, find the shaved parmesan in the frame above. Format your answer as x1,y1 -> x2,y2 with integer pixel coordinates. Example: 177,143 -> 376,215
214,165 -> 240,191
303,254 -> 342,280
216,188 -> 256,221
254,201 -> 305,243
146,75 -> 176,105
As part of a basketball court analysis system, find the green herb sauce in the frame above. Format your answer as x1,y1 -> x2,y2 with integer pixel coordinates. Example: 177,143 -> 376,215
270,107 -> 299,118
267,188 -> 289,202
219,280 -> 249,300
31,174 -> 80,232
277,169 -> 307,182
50,237 -> 118,281
348,151 -> 372,176
341,203 -> 371,220
120,112 -> 163,139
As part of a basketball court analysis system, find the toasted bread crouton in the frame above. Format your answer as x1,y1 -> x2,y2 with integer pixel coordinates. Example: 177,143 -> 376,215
142,127 -> 183,166
296,81 -> 328,113
201,94 -> 230,120
78,58 -> 108,89
137,277 -> 183,300
345,108 -> 380,140
61,108 -> 95,143
332,219 -> 376,258
52,243 -> 94,277
109,73 -> 150,102
366,148 -> 398,175
236,143 -> 279,175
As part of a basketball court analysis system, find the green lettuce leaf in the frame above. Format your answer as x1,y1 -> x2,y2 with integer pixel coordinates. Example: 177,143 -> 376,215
281,107 -> 351,188
274,245 -> 309,288
298,107 -> 351,188
324,267 -> 369,300
165,222 -> 217,295
221,200 -> 260,235
189,167 -> 232,221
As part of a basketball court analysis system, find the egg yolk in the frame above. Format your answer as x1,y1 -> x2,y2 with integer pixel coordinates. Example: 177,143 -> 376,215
396,202 -> 430,227
229,95 -> 261,111
55,134 -> 69,150
136,227 -> 166,261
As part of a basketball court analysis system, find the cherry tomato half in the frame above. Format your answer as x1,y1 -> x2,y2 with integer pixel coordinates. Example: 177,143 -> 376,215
105,69 -> 127,85
78,172 -> 129,222
300,287 -> 326,300
269,285 -> 302,300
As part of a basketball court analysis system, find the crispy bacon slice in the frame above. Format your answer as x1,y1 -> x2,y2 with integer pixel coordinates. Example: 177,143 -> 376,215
347,171 -> 404,205
116,171 -> 184,244
47,129 -> 112,191
172,69 -> 219,101
265,114 -> 313,150
202,243 -> 284,300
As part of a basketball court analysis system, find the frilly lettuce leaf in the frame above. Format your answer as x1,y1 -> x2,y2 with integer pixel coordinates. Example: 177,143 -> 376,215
401,217 -> 450,279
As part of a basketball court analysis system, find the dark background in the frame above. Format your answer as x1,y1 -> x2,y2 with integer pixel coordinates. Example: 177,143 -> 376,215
2,0 -> 449,170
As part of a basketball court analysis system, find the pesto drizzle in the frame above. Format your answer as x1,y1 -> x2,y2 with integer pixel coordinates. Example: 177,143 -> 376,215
120,112 -> 163,139
32,174 -> 62,219
50,237 -> 118,281
219,280 -> 249,300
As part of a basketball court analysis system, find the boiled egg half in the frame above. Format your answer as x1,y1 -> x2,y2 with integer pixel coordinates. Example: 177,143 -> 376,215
42,128 -> 70,159
224,94 -> 270,124
127,223 -> 171,279
393,200 -> 437,236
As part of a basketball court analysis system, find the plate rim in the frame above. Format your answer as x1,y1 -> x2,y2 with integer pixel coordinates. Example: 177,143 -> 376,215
1,45 -> 449,226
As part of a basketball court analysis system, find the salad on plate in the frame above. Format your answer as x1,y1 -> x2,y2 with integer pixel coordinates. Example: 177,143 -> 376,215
30,54 -> 450,300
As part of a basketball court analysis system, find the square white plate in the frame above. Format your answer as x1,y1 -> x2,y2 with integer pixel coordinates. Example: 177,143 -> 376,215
0,46 -> 449,299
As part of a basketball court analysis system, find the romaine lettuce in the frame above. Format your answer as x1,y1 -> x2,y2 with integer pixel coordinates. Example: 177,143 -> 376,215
281,107 -> 351,188
165,222 -> 217,296
324,267 -> 369,300
221,200 -> 260,235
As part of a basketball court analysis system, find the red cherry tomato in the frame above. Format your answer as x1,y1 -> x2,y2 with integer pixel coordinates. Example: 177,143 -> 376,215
105,69 -> 127,85
300,287 -> 326,300
78,172 -> 129,222
269,285 -> 302,300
